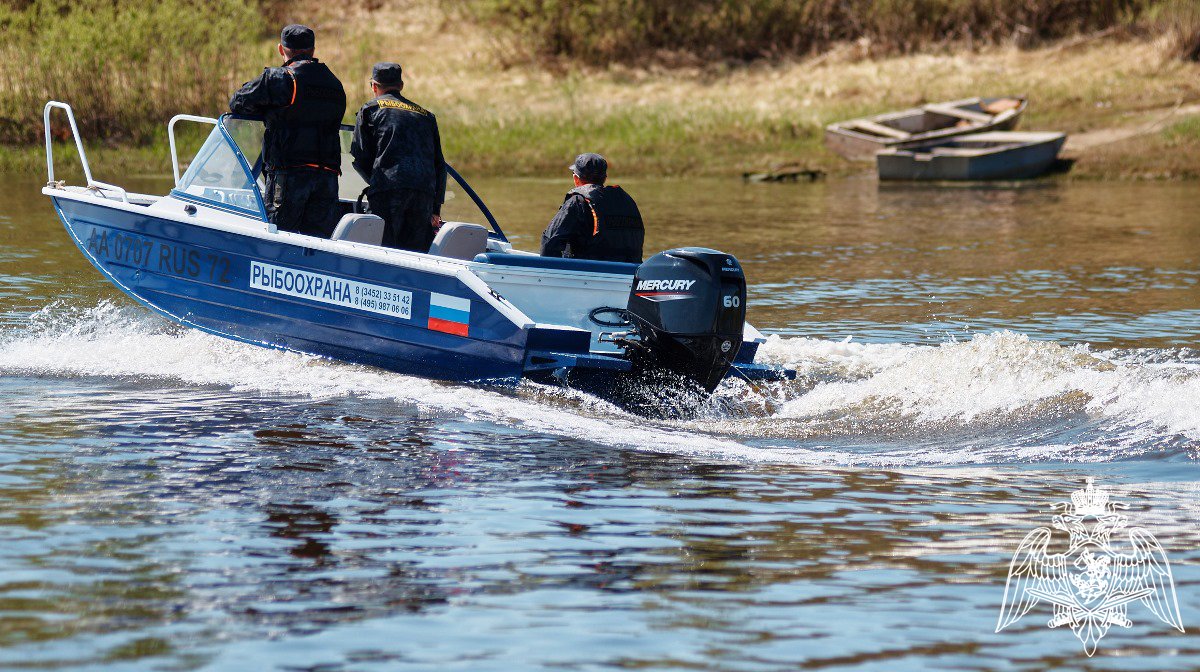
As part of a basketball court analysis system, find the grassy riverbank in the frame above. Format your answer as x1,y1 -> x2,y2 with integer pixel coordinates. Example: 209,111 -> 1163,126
7,1 -> 1200,180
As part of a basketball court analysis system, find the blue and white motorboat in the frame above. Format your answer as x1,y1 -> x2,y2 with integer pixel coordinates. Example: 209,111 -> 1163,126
41,102 -> 792,413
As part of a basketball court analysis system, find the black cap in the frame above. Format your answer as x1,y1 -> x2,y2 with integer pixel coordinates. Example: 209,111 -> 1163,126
371,62 -> 404,87
569,153 -> 607,182
281,24 -> 315,51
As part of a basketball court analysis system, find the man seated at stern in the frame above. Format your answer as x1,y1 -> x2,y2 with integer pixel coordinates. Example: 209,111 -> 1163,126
351,62 -> 447,253
229,24 -> 347,238
540,153 -> 644,264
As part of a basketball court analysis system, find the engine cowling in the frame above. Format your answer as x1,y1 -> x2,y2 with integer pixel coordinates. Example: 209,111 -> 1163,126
625,247 -> 747,392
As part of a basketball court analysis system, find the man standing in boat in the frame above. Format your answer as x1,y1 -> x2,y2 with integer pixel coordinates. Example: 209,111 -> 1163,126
350,62 -> 447,252
228,24 -> 347,238
540,153 -> 644,263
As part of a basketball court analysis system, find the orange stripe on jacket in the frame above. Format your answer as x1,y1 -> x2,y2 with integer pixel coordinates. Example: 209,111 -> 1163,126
286,69 -> 297,105
575,196 -> 600,236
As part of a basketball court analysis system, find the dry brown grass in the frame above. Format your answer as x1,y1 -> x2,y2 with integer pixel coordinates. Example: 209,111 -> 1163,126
451,0 -> 1165,65
316,4 -> 1200,178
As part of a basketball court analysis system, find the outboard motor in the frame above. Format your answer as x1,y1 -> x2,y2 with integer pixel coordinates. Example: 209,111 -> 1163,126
624,247 -> 747,392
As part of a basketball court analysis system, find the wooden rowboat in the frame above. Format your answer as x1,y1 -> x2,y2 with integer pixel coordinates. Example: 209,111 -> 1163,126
875,131 -> 1067,181
825,96 -> 1027,162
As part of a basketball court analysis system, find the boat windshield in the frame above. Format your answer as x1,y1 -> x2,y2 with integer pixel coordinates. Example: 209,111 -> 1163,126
176,124 -> 264,218
224,117 -> 264,178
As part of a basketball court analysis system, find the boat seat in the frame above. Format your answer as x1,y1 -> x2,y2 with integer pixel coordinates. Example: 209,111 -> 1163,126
992,109 -> 1018,125
429,221 -> 489,260
331,213 -> 385,246
923,103 -> 993,124
849,120 -> 910,139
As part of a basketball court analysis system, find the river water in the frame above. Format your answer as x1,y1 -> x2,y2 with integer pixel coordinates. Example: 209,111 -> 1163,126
1,174 -> 1198,670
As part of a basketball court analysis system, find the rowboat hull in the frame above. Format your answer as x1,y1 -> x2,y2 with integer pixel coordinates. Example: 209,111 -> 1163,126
876,131 -> 1067,181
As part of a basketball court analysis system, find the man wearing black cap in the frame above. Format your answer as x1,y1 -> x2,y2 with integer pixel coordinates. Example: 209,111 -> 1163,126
350,62 -> 446,252
540,153 -> 644,264
229,24 -> 347,238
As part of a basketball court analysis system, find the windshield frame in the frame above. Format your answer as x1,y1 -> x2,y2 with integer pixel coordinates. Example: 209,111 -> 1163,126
168,115 -> 268,222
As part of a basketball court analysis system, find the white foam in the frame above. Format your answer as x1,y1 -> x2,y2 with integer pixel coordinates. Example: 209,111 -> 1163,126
3,304 -> 1198,467
758,331 -> 1200,440
0,303 -> 762,460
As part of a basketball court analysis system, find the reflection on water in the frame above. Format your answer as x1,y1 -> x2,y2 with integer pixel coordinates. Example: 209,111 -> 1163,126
1,175 -> 1198,669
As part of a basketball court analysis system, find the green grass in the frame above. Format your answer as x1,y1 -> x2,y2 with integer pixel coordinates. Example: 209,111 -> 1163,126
1067,116 -> 1200,180
442,106 -> 828,177
8,110 -> 830,180
3,142 -> 169,182
0,0 -> 265,146
1163,115 -> 1200,144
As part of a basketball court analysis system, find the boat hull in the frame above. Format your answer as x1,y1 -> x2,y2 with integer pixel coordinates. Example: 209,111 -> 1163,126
825,96 -> 1026,162
876,132 -> 1066,181
51,196 -> 529,382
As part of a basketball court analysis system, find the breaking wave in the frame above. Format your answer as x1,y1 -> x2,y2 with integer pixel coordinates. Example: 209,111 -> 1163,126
1,302 -> 1197,467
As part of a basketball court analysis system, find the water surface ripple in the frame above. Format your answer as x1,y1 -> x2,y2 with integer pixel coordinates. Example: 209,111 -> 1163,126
1,177 -> 1198,670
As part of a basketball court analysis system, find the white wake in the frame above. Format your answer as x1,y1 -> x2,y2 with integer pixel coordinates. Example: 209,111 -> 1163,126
2,302 -> 1197,467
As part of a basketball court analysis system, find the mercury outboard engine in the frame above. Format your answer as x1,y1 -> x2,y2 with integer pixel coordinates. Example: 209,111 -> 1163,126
624,247 -> 747,392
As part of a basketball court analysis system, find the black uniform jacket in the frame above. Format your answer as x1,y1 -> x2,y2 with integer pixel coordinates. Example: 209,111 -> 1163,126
229,57 -> 347,173
351,92 -> 447,211
540,184 -> 645,264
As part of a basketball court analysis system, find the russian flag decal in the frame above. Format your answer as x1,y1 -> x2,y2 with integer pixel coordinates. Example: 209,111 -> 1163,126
428,293 -> 470,336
